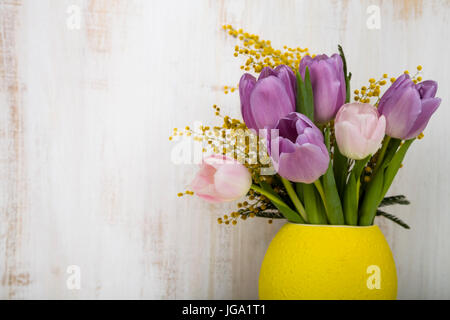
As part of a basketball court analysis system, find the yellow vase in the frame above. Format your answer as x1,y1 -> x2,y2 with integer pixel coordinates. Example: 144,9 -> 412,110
259,223 -> 397,300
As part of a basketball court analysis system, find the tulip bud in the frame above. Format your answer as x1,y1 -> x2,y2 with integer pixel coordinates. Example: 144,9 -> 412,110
269,112 -> 329,183
378,74 -> 441,140
190,155 -> 252,203
239,65 -> 296,130
299,54 -> 346,123
334,103 -> 386,160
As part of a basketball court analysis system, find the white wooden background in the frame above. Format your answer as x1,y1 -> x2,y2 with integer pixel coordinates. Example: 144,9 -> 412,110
0,0 -> 449,299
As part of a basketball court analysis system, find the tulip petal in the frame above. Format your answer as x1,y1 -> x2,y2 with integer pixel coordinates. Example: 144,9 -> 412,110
239,73 -> 258,130
405,97 -> 441,139
277,116 -> 298,142
269,112 -> 329,183
416,80 -> 438,99
334,103 -> 386,159
277,143 -> 329,183
190,164 -> 214,187
309,61 -> 342,123
195,189 -> 225,203
295,115 -> 314,133
214,163 -> 252,201
203,154 -> 234,168
278,136 -> 297,153
249,76 -> 295,129
297,127 -> 324,147
298,55 -> 313,74
335,121 -> 367,160
300,54 -> 345,123
366,115 -> 386,155
379,74 -> 440,140
384,87 -> 422,139
336,103 -> 379,137
378,74 -> 411,115
190,164 -> 224,203
330,53 -> 346,111
269,136 -> 297,164
190,155 -> 251,203
274,65 -> 297,109
258,66 -> 276,80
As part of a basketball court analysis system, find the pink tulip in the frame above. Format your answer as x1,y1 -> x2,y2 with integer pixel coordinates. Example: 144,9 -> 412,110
334,103 -> 386,160
190,155 -> 252,203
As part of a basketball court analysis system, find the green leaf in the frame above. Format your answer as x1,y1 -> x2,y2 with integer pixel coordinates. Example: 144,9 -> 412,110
379,195 -> 410,207
379,138 -> 402,170
360,137 -> 400,195
333,144 -> 348,198
295,70 -> 305,114
302,183 -> 327,225
295,182 -> 304,203
255,182 -> 306,224
315,187 -> 328,224
376,210 -> 410,229
295,69 -> 314,121
380,139 -> 414,201
359,167 -> 384,226
321,128 -> 345,225
281,178 -> 308,222
343,175 -> 358,225
343,156 -> 370,225
359,139 -> 414,226
353,156 -> 371,181
304,67 -> 314,120
338,44 -> 351,103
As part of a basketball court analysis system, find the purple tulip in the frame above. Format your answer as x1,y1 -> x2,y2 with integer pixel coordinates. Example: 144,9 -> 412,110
299,54 -> 346,123
268,112 -> 329,183
378,74 -> 441,140
239,65 -> 296,130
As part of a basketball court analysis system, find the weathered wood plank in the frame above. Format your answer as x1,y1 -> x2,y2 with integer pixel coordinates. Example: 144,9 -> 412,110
0,0 -> 449,299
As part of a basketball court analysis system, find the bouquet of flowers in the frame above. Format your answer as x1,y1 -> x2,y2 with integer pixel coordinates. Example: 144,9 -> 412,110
172,26 -> 441,228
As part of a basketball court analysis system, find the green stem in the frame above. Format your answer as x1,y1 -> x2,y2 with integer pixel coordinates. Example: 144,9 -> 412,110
356,179 -> 361,200
302,182 -> 327,224
252,183 -> 306,224
313,180 -> 327,211
250,184 -> 287,208
359,139 -> 413,226
373,136 -> 391,174
379,139 -> 415,201
343,156 -> 370,225
281,178 -> 308,222
318,126 -> 345,225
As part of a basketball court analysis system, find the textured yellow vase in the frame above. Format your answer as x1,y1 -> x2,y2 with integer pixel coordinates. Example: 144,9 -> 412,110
259,223 -> 397,300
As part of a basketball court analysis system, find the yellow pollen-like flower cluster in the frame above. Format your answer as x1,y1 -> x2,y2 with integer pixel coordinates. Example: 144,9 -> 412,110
353,66 -> 423,106
221,25 -> 312,94
353,74 -> 390,105
177,190 -> 194,197
218,189 -> 278,225
171,105 -> 272,180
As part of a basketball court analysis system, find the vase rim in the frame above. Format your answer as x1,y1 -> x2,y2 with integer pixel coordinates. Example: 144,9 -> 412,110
286,222 -> 377,229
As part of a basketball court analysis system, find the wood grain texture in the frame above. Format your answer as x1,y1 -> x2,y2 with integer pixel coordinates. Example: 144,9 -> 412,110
0,0 -> 449,299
